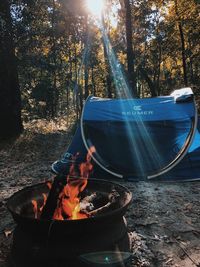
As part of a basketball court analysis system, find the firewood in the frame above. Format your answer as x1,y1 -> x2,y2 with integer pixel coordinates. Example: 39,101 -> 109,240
81,192 -> 97,203
80,201 -> 94,213
87,189 -> 120,216
40,174 -> 66,220
80,193 -> 97,213
108,189 -> 120,203
88,202 -> 112,216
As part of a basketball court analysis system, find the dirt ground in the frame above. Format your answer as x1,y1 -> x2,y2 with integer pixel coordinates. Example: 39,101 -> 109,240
0,118 -> 200,267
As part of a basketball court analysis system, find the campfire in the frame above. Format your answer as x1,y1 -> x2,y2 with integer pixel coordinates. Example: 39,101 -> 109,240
29,146 -> 122,222
7,147 -> 132,267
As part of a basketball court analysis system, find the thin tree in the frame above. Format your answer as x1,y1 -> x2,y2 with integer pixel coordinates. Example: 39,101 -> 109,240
124,0 -> 137,97
102,12 -> 112,98
84,15 -> 89,100
174,0 -> 188,87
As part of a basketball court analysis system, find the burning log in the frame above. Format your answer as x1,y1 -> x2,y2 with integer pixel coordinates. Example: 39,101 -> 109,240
40,174 -> 67,220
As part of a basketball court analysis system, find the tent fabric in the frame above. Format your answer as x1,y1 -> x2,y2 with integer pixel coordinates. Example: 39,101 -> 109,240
81,88 -> 197,179
55,88 -> 200,181
62,119 -> 200,181
83,96 -> 195,122
160,124 -> 200,181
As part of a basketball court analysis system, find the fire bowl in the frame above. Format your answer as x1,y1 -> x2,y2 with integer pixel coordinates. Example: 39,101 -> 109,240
7,179 -> 132,266
7,178 -> 132,233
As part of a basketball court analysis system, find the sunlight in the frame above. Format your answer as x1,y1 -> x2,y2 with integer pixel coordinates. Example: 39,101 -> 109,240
86,0 -> 104,17
100,28 -> 163,177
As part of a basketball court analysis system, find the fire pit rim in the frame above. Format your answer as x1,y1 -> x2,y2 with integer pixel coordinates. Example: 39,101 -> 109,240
7,178 -> 132,224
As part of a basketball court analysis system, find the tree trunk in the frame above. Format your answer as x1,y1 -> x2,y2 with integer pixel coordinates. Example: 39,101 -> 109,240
178,23 -> 188,86
73,42 -> 77,108
84,16 -> 89,100
51,0 -> 58,117
74,43 -> 81,118
91,65 -> 96,96
139,66 -> 157,97
102,13 -> 112,98
84,64 -> 89,99
174,0 -> 188,87
156,42 -> 162,95
0,0 -> 23,139
188,37 -> 194,84
124,0 -> 137,97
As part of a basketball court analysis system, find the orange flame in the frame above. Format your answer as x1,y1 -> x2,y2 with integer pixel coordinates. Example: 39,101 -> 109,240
31,200 -> 38,219
53,147 -> 95,220
39,193 -> 47,212
31,182 -> 51,219
46,181 -> 52,190
31,193 -> 47,218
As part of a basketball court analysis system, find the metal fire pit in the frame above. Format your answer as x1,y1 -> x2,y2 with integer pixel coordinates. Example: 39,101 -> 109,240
7,178 -> 132,267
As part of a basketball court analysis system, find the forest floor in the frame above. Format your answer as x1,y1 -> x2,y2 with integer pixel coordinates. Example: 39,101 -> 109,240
0,118 -> 200,267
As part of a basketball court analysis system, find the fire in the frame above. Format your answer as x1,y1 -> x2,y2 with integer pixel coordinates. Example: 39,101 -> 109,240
39,193 -> 47,212
53,147 -> 95,220
31,193 -> 47,218
46,181 -> 52,190
31,200 -> 38,219
31,147 -> 95,220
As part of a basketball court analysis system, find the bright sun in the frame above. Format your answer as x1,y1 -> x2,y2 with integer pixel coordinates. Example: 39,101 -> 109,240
86,0 -> 104,17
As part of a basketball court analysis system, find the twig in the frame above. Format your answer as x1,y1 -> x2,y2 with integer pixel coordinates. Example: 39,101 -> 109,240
88,189 -> 120,216
160,225 -> 200,267
174,238 -> 200,267
88,201 -> 112,216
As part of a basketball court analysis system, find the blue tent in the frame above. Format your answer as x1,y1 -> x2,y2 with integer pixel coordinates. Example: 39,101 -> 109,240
52,88 -> 200,181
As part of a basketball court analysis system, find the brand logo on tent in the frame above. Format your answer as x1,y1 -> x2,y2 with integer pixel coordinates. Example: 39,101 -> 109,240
133,105 -> 142,111
121,106 -> 154,116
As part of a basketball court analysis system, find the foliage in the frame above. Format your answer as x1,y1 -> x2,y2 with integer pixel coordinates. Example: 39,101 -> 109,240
7,0 -> 200,121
